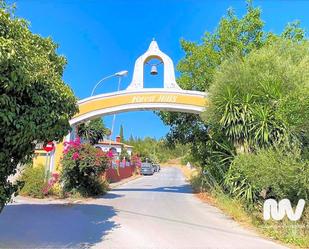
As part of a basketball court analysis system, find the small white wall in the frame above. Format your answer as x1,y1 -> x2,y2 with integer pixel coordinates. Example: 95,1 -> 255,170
95,144 -> 122,154
94,144 -> 133,160
127,148 -> 133,156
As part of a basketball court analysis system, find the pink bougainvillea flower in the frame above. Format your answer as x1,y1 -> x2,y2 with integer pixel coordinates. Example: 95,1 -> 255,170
42,172 -> 60,196
73,137 -> 81,148
52,172 -> 60,182
63,138 -> 82,154
107,150 -> 114,158
72,152 -> 79,160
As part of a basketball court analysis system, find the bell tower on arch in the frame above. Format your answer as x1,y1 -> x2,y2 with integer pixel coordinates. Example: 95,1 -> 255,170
127,39 -> 181,90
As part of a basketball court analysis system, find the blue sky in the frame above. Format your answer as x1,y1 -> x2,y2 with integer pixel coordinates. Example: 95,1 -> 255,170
14,0 -> 309,140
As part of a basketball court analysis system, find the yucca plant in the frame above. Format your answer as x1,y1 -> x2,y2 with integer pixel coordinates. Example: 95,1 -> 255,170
223,165 -> 258,204
250,105 -> 288,148
198,129 -> 236,189
213,88 -> 255,153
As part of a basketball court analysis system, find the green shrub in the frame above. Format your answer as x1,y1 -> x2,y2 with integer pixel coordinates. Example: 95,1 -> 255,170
227,149 -> 309,204
61,139 -> 109,197
20,164 -> 46,198
48,182 -> 64,198
206,40 -> 309,153
0,2 -> 78,212
127,137 -> 188,163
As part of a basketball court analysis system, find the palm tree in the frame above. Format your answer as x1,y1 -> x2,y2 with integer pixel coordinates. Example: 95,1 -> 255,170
77,118 -> 109,145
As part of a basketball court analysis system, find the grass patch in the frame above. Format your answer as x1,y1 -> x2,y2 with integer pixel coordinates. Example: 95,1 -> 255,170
186,170 -> 309,248
211,191 -> 253,225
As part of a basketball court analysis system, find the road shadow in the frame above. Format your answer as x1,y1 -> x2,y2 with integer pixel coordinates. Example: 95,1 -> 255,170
98,192 -> 125,199
111,184 -> 192,194
0,203 -> 118,248
115,208 -> 263,240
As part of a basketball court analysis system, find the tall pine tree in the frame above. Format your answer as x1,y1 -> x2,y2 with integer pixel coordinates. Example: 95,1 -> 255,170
119,124 -> 124,142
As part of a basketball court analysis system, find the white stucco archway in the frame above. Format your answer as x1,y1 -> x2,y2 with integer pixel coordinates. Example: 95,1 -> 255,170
127,40 -> 181,90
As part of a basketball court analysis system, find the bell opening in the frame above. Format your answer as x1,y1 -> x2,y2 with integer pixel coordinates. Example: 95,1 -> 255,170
143,58 -> 163,88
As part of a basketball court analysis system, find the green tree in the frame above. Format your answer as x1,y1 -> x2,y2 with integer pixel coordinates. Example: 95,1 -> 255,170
0,3 -> 78,211
129,137 -> 188,163
206,39 -> 309,153
128,134 -> 134,143
119,124 -> 124,142
120,145 -> 129,160
158,2 -> 266,148
77,118 -> 108,145
159,1 -> 305,163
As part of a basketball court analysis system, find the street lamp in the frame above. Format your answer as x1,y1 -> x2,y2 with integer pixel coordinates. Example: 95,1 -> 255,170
90,70 -> 128,144
110,71 -> 128,142
90,70 -> 128,96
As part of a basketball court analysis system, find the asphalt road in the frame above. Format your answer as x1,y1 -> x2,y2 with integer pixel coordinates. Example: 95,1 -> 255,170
0,167 -> 288,249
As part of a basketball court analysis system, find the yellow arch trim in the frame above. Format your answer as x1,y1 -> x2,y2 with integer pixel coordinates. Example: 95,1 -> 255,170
72,90 -> 208,125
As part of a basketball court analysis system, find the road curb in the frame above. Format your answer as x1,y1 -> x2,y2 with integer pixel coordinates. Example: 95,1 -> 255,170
13,174 -> 143,206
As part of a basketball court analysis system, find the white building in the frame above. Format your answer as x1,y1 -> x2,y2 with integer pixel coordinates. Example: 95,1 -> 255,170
95,136 -> 133,159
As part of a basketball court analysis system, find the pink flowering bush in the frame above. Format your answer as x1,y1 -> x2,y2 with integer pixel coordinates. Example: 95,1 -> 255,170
42,172 -> 60,195
61,138 -> 110,196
